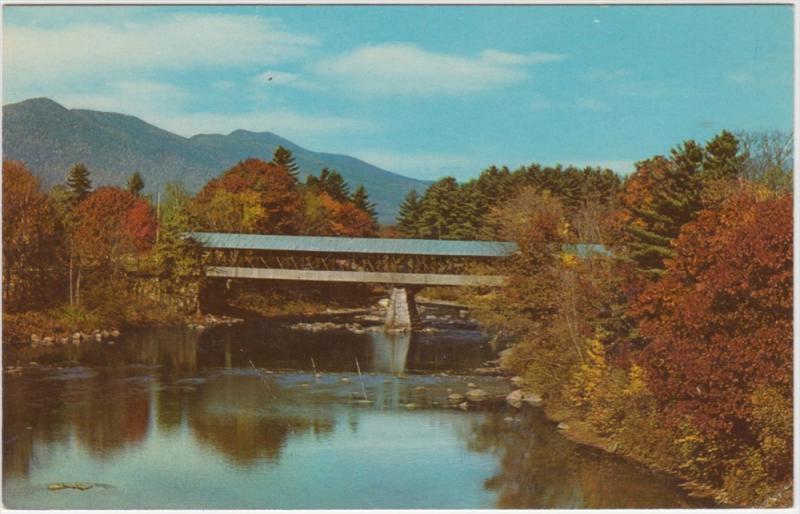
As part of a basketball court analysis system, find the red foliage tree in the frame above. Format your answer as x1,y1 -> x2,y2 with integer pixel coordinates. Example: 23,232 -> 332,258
2,160 -> 60,308
631,189 -> 792,441
124,198 -> 158,253
195,158 -> 301,234
322,193 -> 376,237
74,187 -> 156,267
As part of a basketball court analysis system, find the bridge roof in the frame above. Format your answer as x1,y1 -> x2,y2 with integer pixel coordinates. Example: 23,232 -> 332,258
187,232 -> 518,257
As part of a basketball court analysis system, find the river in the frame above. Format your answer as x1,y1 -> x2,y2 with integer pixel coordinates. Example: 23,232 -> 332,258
3,306 -> 705,509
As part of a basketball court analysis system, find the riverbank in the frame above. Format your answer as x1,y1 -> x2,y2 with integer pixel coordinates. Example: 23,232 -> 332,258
507,379 -> 790,508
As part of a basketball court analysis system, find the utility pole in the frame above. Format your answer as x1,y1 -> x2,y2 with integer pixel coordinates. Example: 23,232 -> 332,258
156,191 -> 161,245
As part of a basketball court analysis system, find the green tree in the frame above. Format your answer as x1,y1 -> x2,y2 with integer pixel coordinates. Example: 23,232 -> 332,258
271,145 -> 300,180
417,177 -> 463,240
351,185 -> 378,230
702,130 -> 747,183
396,190 -> 423,237
622,141 -> 704,277
305,168 -> 350,203
66,163 -> 92,204
127,171 -> 145,197
156,182 -> 203,310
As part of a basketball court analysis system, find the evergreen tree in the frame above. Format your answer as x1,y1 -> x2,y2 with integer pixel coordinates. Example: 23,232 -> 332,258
397,190 -> 423,237
624,143 -> 704,277
702,130 -> 747,183
66,163 -> 92,204
558,167 -> 584,213
351,185 -> 378,229
417,177 -> 462,240
127,171 -> 145,197
451,185 -> 482,240
271,145 -> 300,179
305,168 -> 350,202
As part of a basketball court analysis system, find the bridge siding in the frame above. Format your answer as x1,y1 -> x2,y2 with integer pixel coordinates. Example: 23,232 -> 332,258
206,266 -> 506,287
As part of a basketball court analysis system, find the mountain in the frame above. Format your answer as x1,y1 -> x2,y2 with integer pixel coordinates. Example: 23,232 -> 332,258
2,97 -> 429,223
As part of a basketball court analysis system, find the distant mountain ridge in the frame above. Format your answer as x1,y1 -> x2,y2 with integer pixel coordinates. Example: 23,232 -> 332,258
2,97 -> 429,222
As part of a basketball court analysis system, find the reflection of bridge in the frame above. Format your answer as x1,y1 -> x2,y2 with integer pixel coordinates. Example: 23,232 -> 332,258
188,232 -> 517,287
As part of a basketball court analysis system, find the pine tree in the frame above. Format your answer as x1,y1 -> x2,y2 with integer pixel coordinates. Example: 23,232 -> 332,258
702,130 -> 747,183
66,163 -> 92,204
127,171 -> 145,197
451,186 -> 482,240
397,190 -> 423,237
305,168 -> 350,202
272,145 -> 300,180
351,185 -> 378,229
624,143 -> 704,277
417,177 -> 461,240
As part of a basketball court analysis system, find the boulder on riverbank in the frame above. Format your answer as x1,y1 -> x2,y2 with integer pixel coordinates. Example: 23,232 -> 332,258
188,314 -> 244,330
22,327 -> 121,347
506,389 -> 543,407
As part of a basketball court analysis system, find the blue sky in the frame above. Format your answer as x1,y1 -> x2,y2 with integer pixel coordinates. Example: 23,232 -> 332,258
3,5 -> 793,181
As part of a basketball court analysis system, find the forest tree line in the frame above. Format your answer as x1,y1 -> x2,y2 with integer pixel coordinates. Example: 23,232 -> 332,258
3,146 -> 379,327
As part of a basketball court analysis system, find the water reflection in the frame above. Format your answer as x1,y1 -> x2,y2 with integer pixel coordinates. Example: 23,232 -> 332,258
369,331 -> 410,374
463,408 -> 703,509
4,317 -> 702,509
185,373 -> 335,466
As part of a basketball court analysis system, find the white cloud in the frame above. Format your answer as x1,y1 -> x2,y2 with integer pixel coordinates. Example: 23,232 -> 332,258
157,111 -> 374,139
3,13 -> 316,81
57,80 -> 189,114
316,43 -> 564,95
54,81 -> 372,140
252,70 -> 320,91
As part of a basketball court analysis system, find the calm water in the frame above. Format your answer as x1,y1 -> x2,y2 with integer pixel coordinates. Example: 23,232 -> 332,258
3,310 -> 704,509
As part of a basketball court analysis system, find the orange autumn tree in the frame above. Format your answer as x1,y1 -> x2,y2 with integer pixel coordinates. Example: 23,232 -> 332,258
194,158 -> 301,234
2,160 -> 61,309
630,188 -> 792,492
321,193 -> 376,237
72,187 -> 156,304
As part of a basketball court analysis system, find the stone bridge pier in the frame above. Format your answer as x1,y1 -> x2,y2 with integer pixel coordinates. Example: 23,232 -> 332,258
384,287 -> 421,330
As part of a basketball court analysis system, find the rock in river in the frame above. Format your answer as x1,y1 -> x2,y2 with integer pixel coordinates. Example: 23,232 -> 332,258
506,389 -> 525,408
448,393 -> 465,403
465,388 -> 489,402
506,389 -> 543,407
510,376 -> 526,388
48,482 -> 93,492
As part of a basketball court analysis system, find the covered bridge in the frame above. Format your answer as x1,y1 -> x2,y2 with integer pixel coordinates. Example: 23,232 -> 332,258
187,232 -> 518,287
